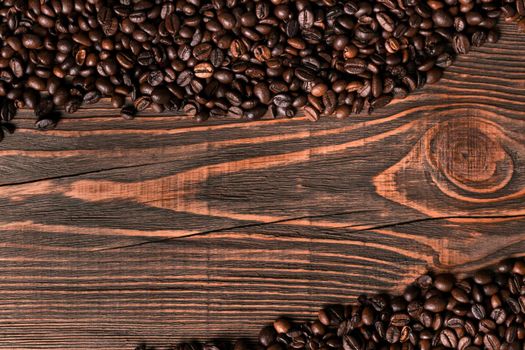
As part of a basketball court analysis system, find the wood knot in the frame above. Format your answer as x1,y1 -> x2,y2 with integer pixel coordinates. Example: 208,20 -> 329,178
374,112 -> 525,221
426,118 -> 513,194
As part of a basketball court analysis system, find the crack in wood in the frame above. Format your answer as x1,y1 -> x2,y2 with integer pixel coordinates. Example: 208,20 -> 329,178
91,210 -> 381,252
0,159 -> 178,187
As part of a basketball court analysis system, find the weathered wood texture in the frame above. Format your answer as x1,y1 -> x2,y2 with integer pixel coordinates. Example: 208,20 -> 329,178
0,22 -> 524,350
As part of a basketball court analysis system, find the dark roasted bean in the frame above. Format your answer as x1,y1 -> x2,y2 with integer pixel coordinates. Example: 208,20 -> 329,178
0,0 -> 520,141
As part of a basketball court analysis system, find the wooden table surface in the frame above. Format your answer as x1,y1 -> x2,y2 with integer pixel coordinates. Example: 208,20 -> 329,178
0,22 -> 524,350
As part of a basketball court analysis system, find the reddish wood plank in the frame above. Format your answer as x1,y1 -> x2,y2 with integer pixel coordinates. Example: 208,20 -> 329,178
0,22 -> 523,350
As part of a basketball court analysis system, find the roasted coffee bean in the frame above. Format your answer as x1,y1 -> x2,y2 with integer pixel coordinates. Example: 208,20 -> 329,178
35,117 -> 56,130
390,313 -> 410,327
323,90 -> 337,115
433,9 -> 454,27
304,105 -> 320,121
83,90 -> 101,105
426,68 -> 443,84
435,274 -> 455,292
483,334 -> 501,350
440,329 -> 458,348
151,87 -> 171,105
120,105 -> 136,120
377,12 -> 395,32
111,94 -> 126,108
22,34 -> 42,49
385,326 -> 400,343
134,96 -> 152,111
453,34 -> 471,54
295,67 -> 316,82
424,296 -> 447,313
9,57 -> 24,78
148,70 -> 165,86
472,304 -> 486,319
0,100 -> 16,121
194,63 -> 214,78
254,83 -> 271,104
0,0 -> 521,141
142,256 -> 525,350
344,59 -> 367,75
65,98 -> 81,114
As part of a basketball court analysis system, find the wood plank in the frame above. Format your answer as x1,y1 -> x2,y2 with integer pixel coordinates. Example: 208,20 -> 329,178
0,23 -> 524,349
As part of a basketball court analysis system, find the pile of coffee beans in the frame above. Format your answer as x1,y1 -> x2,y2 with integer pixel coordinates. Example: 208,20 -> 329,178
137,257 -> 525,350
0,0 -> 523,141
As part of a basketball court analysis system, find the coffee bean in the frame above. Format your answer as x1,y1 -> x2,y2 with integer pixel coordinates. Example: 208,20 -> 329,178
165,14 -> 181,34
273,94 -> 292,108
22,34 -> 42,49
453,34 -> 471,54
311,83 -> 328,97
390,313 -> 410,327
0,100 -> 16,121
433,9 -> 454,27
254,83 -> 271,104
370,95 -> 392,111
440,328 -> 458,348
426,68 -> 443,84
83,90 -> 101,105
424,296 -> 447,313
9,57 -> 24,78
134,96 -> 152,111
304,105 -> 320,121
177,70 -> 194,87
96,78 -> 114,95
148,71 -> 165,86
120,105 -> 136,120
295,67 -> 316,82
273,319 -> 291,334
371,75 -> 383,98
483,334 -> 501,350
435,274 -> 455,292
344,59 -> 367,74
210,49 -> 225,67
377,12 -> 395,31
0,0 -> 521,141
6,37 -> 22,52
65,98 -> 81,114
507,297 -> 521,314
446,316 -> 464,328
342,335 -> 361,350
472,304 -> 486,319
35,118 -> 56,130
182,102 -> 198,116
253,45 -> 271,62
194,63 -> 214,78
214,69 -> 234,84
193,43 -> 213,61
322,90 -> 337,115
385,326 -> 400,343
151,87 -> 171,105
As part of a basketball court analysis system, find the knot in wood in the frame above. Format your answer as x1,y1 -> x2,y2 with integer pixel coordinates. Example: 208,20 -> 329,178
426,117 -> 512,194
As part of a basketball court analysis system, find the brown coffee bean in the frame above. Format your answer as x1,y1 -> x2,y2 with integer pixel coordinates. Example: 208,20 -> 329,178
453,33 -> 471,54
22,34 -> 42,49
194,62 -> 214,78
311,83 -> 328,97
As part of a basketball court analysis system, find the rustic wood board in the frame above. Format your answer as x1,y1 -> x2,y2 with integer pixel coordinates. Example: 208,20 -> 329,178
0,22 -> 524,349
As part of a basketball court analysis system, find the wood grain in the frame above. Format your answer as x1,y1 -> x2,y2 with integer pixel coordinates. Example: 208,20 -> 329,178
0,22 -> 524,350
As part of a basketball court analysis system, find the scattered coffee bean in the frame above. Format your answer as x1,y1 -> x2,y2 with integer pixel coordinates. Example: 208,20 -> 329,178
139,256 -> 525,350
0,0 -> 522,143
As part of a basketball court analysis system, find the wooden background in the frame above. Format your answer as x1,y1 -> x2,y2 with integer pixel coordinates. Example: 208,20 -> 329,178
0,22 -> 524,350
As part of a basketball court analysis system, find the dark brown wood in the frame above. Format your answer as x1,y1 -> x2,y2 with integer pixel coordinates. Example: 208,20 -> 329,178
0,22 -> 524,350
